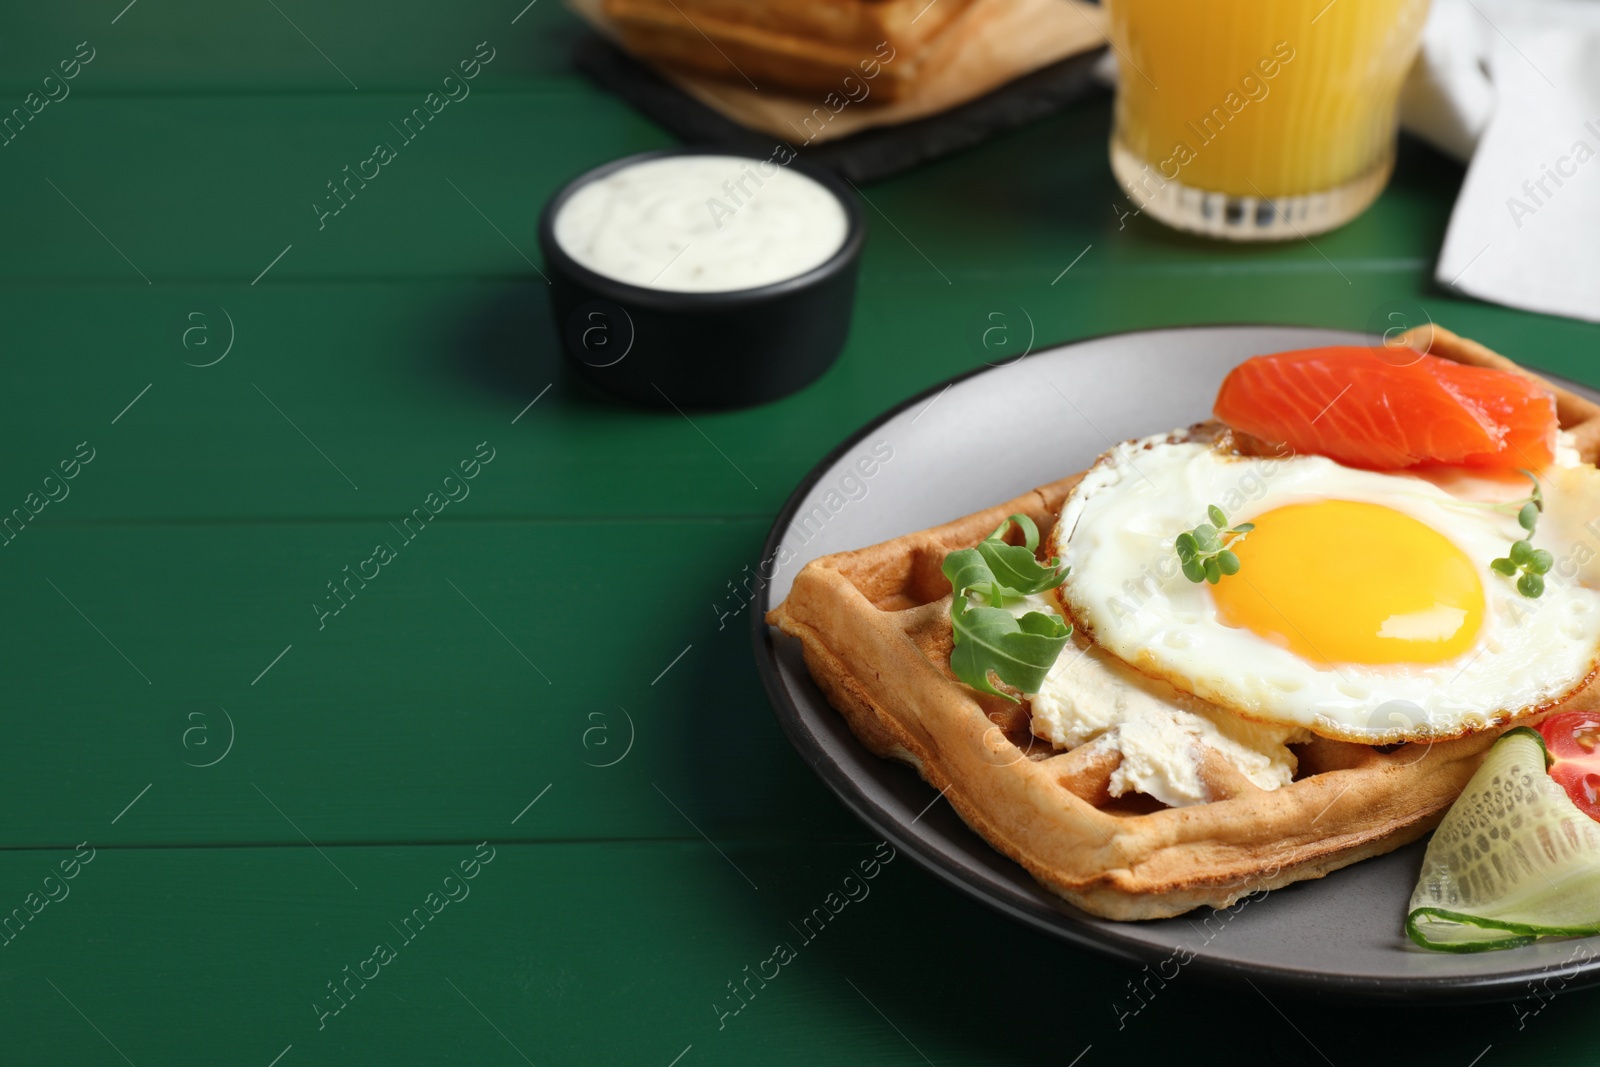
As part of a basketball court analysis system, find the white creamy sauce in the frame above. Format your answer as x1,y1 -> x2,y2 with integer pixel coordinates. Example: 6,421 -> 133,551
990,592 -> 1308,808
553,154 -> 849,293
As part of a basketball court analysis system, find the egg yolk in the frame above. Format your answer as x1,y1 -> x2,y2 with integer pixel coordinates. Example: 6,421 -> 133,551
1209,500 -> 1484,665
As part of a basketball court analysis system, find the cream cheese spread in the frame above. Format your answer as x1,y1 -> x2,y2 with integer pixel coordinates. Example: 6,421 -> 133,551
552,154 -> 848,293
995,592 -> 1309,807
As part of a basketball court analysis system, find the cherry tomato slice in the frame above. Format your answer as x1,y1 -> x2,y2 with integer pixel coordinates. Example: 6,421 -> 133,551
1537,711 -> 1600,823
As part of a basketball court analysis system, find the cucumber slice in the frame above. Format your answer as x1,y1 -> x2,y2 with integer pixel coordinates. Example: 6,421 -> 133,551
1408,727 -> 1600,952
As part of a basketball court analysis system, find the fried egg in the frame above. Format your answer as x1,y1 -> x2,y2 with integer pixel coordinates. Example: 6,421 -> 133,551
1048,433 -> 1600,744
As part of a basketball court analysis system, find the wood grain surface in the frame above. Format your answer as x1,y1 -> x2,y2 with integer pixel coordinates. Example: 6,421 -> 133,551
0,1 -> 1595,1063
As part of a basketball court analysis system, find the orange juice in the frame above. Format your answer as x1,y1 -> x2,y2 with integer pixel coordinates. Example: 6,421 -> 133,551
1105,0 -> 1430,239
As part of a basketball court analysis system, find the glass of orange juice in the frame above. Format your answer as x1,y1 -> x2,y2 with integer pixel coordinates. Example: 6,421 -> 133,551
1104,0 -> 1431,240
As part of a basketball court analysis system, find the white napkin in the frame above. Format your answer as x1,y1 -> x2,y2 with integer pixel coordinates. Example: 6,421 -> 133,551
1396,0 -> 1496,164
1419,0 -> 1600,322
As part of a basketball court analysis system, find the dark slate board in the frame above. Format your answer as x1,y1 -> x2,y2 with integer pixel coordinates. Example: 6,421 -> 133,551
572,33 -> 1109,183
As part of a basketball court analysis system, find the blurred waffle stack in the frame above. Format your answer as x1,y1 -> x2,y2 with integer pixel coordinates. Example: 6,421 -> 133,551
569,0 -> 1108,177
603,0 -> 981,102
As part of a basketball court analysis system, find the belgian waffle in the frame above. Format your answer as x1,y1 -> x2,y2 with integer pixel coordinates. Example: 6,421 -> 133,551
601,0 -> 983,101
766,328 -> 1600,920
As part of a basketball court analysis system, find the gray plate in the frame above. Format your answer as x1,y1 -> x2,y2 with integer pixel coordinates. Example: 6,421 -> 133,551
753,324 -> 1600,1002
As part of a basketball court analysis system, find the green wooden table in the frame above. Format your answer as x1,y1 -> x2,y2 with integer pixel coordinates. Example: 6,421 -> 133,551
3,3 -> 1597,1064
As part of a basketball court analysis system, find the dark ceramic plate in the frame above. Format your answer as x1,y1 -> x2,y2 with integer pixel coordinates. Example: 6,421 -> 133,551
753,325 -> 1600,1002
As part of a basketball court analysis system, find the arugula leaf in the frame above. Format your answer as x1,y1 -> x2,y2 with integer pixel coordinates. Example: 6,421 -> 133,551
975,537 -> 1068,596
941,514 -> 1068,606
941,547 -> 998,601
992,513 -> 1042,552
939,513 -> 1074,702
948,594 -> 1073,703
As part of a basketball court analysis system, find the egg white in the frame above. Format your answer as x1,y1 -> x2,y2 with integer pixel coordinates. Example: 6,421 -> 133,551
1048,433 -> 1600,744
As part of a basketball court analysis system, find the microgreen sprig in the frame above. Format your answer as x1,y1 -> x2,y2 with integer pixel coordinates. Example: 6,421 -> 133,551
1175,504 -> 1254,585
1490,471 -> 1550,598
941,514 -> 1073,703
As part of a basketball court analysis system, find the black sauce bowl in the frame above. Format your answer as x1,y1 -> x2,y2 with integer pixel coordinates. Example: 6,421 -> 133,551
538,148 -> 865,411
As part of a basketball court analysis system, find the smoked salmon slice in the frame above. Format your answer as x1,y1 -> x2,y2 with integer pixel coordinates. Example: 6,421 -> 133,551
1213,346 -> 1557,471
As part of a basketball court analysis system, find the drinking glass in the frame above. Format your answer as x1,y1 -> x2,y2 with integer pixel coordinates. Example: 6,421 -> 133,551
1105,0 -> 1431,240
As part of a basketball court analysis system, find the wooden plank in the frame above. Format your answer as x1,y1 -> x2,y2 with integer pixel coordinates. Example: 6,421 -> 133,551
3,1 -> 581,94
0,269 -> 1596,527
0,92 -> 660,285
0,94 -> 1457,285
0,518 -> 873,847
1,839 -> 1588,1065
